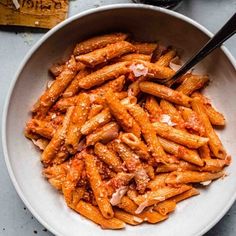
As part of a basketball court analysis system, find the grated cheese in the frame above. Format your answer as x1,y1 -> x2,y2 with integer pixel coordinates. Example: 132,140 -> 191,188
129,63 -> 148,77
160,114 -> 176,126
12,0 -> 20,9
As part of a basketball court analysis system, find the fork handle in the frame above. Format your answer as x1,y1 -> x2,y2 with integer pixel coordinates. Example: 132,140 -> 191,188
171,13 -> 236,82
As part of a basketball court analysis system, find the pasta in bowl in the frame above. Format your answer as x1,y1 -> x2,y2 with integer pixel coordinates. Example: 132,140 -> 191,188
3,4 -> 236,236
25,32 -> 231,229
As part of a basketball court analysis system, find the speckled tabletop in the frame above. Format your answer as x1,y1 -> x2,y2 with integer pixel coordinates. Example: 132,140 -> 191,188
0,0 -> 235,235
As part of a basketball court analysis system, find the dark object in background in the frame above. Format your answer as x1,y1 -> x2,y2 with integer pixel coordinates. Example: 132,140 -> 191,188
132,0 -> 182,9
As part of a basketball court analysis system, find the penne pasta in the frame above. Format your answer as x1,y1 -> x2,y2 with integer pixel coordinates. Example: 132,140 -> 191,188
127,76 -> 147,96
160,100 -> 185,129
165,171 -> 224,185
77,41 -> 135,67
138,209 -> 168,223
53,96 -> 78,112
134,42 -> 158,55
118,196 -> 138,214
75,201 -> 125,229
83,152 -> 114,219
192,92 -> 225,126
33,56 -> 78,118
80,108 -> 112,135
134,185 -> 191,211
94,142 -> 122,172
145,96 -> 162,122
191,97 -> 226,159
89,75 -> 125,96
87,104 -> 104,119
154,200 -> 176,216
176,74 -> 209,96
114,209 -> 143,225
127,104 -> 168,164
153,122 -> 209,149
140,82 -> 192,107
178,106 -> 205,135
49,63 -> 64,77
118,53 -> 151,62
120,133 -> 150,160
147,173 -> 169,190
25,119 -> 55,139
86,122 -> 119,146
78,62 -> 130,89
41,107 -> 73,165
155,50 -> 176,67
112,140 -> 149,193
105,90 -> 141,137
63,69 -> 89,97
73,32 -> 128,56
65,93 -> 90,153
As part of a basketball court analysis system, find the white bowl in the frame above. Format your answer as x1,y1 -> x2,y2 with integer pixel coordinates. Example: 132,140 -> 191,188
2,4 -> 236,236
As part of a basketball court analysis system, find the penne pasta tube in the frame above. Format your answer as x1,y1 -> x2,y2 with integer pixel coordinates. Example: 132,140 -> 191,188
134,42 -> 158,55
41,107 -> 73,165
63,69 -> 90,97
170,187 -> 199,203
153,122 -> 209,149
147,173 -> 169,190
49,63 -> 64,77
112,140 -> 149,193
192,92 -> 225,126
65,93 -> 90,154
43,162 -> 67,190
191,97 -> 226,159
127,104 -> 168,164
160,100 -> 185,129
140,82 -> 192,107
78,62 -> 130,89
33,56 -> 78,118
178,106 -> 205,135
86,122 -> 119,146
87,104 -> 104,119
53,96 -> 78,112
80,108 -> 112,135
118,196 -> 138,214
176,74 -> 209,96
75,201 -> 125,229
198,144 -> 211,160
94,142 -> 122,172
66,187 -> 85,210
138,209 -> 168,223
90,75 -> 125,96
105,90 -> 141,137
153,200 -> 176,216
155,50 -> 176,67
73,32 -> 128,56
134,185 -> 191,212
145,96 -> 162,122
114,210 -> 143,225
143,164 -> 155,180
165,171 -> 224,185
158,137 -> 204,166
118,53 -> 151,62
25,119 -> 55,139
83,152 -> 114,219
127,76 -> 147,96
62,157 -> 84,206
120,133 -> 150,160
77,41 -> 135,67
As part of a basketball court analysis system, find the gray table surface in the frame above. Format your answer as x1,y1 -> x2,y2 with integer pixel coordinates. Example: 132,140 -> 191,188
0,0 -> 235,235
